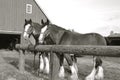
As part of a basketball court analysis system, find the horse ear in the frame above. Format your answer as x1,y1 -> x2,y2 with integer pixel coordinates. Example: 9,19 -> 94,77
41,19 -> 44,25
25,19 -> 27,23
56,30 -> 65,44
46,19 -> 49,24
30,19 -> 32,23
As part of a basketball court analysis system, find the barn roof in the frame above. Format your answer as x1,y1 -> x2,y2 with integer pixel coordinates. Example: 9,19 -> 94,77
108,31 -> 120,37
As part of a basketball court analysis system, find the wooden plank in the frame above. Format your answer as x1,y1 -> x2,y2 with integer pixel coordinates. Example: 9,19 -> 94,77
16,44 -> 120,57
49,52 -> 61,80
18,50 -> 25,73
16,44 -> 120,80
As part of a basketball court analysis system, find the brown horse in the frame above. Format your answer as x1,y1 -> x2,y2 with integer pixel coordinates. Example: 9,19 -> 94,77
23,19 -> 50,74
39,19 -> 106,80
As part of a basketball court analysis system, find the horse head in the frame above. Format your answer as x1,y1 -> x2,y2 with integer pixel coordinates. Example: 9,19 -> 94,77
39,21 -> 65,45
38,19 -> 50,44
23,19 -> 48,40
23,19 -> 33,39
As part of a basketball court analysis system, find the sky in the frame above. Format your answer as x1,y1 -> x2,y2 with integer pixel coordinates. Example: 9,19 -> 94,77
35,0 -> 120,36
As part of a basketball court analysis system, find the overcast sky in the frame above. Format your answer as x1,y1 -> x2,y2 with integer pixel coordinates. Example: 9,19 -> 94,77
35,0 -> 120,36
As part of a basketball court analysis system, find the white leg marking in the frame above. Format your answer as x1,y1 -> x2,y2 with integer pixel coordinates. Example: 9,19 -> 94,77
85,67 -> 96,80
70,65 -> 79,80
70,65 -> 77,75
95,66 -> 104,80
59,66 -> 65,78
73,62 -> 78,73
44,57 -> 50,74
39,55 -> 44,72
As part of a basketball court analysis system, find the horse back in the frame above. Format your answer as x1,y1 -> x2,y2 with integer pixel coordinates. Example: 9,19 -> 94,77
60,31 -> 107,45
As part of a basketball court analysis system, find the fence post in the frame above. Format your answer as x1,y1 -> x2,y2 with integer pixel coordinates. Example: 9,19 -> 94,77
19,50 -> 25,73
49,52 -> 61,80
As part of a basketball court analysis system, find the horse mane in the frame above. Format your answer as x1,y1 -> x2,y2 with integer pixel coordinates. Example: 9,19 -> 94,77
32,22 -> 42,32
48,24 -> 82,36
48,24 -> 66,30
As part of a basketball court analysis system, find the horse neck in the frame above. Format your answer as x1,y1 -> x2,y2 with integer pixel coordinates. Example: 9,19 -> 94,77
32,23 -> 42,34
46,25 -> 64,44
31,34 -> 39,45
31,23 -> 41,44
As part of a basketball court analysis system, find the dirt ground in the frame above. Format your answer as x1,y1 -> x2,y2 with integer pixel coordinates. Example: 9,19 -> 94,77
0,49 -> 120,80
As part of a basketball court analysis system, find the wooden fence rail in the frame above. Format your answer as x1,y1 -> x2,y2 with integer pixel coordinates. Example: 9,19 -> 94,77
15,44 -> 120,80
16,44 -> 120,57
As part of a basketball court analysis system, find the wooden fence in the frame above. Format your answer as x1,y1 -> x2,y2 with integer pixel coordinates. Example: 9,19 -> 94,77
15,44 -> 120,80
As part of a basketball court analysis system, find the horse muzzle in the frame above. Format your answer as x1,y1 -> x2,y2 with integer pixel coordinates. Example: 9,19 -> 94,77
23,32 -> 29,40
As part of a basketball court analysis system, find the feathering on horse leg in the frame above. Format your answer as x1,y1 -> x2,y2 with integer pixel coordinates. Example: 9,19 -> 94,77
65,54 -> 77,74
71,55 -> 78,73
85,67 -> 96,80
44,53 -> 50,74
95,66 -> 104,80
70,65 -> 79,80
85,56 -> 104,80
39,54 -> 44,73
95,57 -> 104,80
64,54 -> 79,80
85,57 -> 97,80
59,66 -> 65,78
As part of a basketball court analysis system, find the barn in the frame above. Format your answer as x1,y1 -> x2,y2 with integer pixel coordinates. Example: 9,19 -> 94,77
0,0 -> 47,49
105,31 -> 120,45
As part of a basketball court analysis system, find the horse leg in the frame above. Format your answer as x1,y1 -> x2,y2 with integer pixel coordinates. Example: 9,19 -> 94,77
85,56 -> 104,80
85,57 -> 96,80
64,54 -> 79,80
58,54 -> 65,78
95,57 -> 104,80
71,55 -> 78,73
44,52 -> 50,74
39,52 -> 44,73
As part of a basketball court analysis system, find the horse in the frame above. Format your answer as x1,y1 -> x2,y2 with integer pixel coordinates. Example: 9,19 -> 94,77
85,56 -> 103,80
39,19 -> 106,80
23,19 -> 50,74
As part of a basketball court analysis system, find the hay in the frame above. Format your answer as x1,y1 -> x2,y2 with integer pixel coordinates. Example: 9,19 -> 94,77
0,54 -> 42,80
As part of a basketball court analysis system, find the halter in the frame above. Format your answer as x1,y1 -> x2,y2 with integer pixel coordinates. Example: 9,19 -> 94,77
24,22 -> 43,37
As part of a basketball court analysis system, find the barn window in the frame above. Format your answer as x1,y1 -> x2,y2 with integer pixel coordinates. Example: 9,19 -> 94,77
26,4 -> 32,14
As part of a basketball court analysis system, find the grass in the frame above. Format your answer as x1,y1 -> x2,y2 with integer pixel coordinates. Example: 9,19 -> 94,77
1,49 -> 120,80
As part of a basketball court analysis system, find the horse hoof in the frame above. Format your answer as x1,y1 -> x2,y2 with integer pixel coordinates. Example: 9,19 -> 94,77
44,66 -> 50,74
43,74 -> 49,79
95,66 -> 104,80
58,72 -> 65,78
70,74 -> 79,80
58,66 -> 65,78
